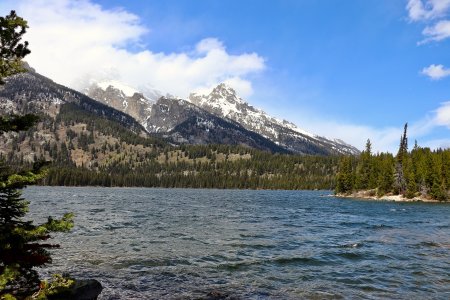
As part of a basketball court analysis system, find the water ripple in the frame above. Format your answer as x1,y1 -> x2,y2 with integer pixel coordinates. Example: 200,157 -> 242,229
25,187 -> 450,299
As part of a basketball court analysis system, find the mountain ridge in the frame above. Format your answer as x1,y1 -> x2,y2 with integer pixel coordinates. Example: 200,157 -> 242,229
0,68 -> 288,154
86,81 -> 360,155
188,83 -> 360,155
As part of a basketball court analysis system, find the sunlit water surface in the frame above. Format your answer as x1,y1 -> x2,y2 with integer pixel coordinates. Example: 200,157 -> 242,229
24,186 -> 450,299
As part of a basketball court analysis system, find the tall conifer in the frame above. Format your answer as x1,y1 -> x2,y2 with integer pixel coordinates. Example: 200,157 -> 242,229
0,10 -> 74,298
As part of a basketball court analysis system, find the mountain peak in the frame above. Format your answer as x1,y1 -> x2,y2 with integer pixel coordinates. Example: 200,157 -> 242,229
212,82 -> 236,95
188,83 -> 359,155
209,83 -> 240,100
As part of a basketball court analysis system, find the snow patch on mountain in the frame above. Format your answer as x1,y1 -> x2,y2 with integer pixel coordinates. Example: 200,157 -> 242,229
188,83 -> 317,140
188,83 -> 359,155
97,80 -> 140,97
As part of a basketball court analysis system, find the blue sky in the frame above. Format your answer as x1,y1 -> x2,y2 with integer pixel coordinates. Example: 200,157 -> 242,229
1,0 -> 450,152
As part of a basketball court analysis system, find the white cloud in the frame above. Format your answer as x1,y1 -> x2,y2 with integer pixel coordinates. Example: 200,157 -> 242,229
288,103 -> 448,153
421,19 -> 450,42
300,117 -> 449,153
421,138 -> 450,149
407,0 -> 450,43
300,120 -> 403,153
434,101 -> 450,128
0,0 -> 265,99
407,0 -> 450,21
195,38 -> 225,54
421,64 -> 450,79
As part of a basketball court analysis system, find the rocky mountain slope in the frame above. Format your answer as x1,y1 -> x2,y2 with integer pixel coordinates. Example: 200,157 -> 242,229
84,81 -> 157,128
0,67 -> 146,134
0,68 -> 165,169
147,97 -> 287,152
0,69 -> 342,189
1,65 -> 359,156
87,80 -> 359,155
0,68 -> 287,154
86,81 -> 288,152
189,84 -> 359,155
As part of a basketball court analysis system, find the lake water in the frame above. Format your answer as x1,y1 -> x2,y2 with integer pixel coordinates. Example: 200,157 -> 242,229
24,186 -> 449,299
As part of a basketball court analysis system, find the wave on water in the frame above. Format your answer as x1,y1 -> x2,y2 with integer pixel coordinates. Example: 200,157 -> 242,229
338,242 -> 363,248
365,224 -> 395,230
24,187 -> 450,299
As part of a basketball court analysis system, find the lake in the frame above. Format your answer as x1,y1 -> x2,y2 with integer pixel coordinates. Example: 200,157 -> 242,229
24,186 -> 450,299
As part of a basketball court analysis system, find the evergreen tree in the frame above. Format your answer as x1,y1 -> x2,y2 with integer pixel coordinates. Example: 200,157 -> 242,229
356,139 -> 374,190
0,164 -> 74,297
404,157 -> 417,199
377,154 -> 394,196
335,156 -> 354,194
0,11 -> 30,84
0,10 -> 74,299
394,123 -> 408,195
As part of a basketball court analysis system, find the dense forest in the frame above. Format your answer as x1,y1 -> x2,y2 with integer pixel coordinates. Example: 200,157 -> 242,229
1,103 -> 339,190
335,124 -> 450,201
2,102 -> 450,199
42,152 -> 338,190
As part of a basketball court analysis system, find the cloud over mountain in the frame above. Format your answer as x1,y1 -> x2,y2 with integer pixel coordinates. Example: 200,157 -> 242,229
0,0 -> 265,98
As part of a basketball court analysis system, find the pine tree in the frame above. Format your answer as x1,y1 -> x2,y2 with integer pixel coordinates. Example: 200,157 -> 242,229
356,139 -> 373,190
0,164 -> 74,297
335,156 -> 354,194
405,157 -> 417,199
377,154 -> 394,196
394,123 -> 408,195
0,10 -> 74,299
0,11 -> 30,84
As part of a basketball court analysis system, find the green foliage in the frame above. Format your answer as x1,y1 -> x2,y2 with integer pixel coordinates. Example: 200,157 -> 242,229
0,115 -> 40,133
335,156 -> 354,194
355,139 -> 375,190
56,103 -> 165,148
0,11 -> 75,298
0,11 -> 30,84
376,154 -> 394,196
45,213 -> 74,232
41,149 -> 339,190
0,163 -> 74,298
394,123 -> 408,195
336,125 -> 449,201
405,169 -> 417,199
31,274 -> 75,300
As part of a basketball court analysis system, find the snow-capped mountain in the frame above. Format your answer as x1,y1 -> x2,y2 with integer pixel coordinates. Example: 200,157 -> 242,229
85,80 -> 287,151
189,83 -> 359,155
0,68 -> 146,134
84,79 -> 359,155
146,97 -> 288,152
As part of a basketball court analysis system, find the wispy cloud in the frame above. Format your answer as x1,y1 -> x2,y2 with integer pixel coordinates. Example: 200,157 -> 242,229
406,2 -> 450,81
434,101 -> 450,128
407,0 -> 450,21
421,138 -> 450,149
0,0 -> 265,98
406,0 -> 450,43
421,64 -> 450,79
421,19 -> 450,42
292,100 -> 449,153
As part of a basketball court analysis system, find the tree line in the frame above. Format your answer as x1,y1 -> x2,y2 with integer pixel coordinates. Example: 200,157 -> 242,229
42,151 -> 338,190
335,124 -> 450,201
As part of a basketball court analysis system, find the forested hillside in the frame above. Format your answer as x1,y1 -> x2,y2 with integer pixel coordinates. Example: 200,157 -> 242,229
1,102 -> 339,189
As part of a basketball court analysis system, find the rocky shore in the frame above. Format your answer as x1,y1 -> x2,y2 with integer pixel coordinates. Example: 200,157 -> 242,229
334,190 -> 441,203
46,279 -> 102,300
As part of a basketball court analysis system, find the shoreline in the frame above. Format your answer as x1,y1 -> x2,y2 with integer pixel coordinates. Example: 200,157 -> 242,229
334,190 -> 441,203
